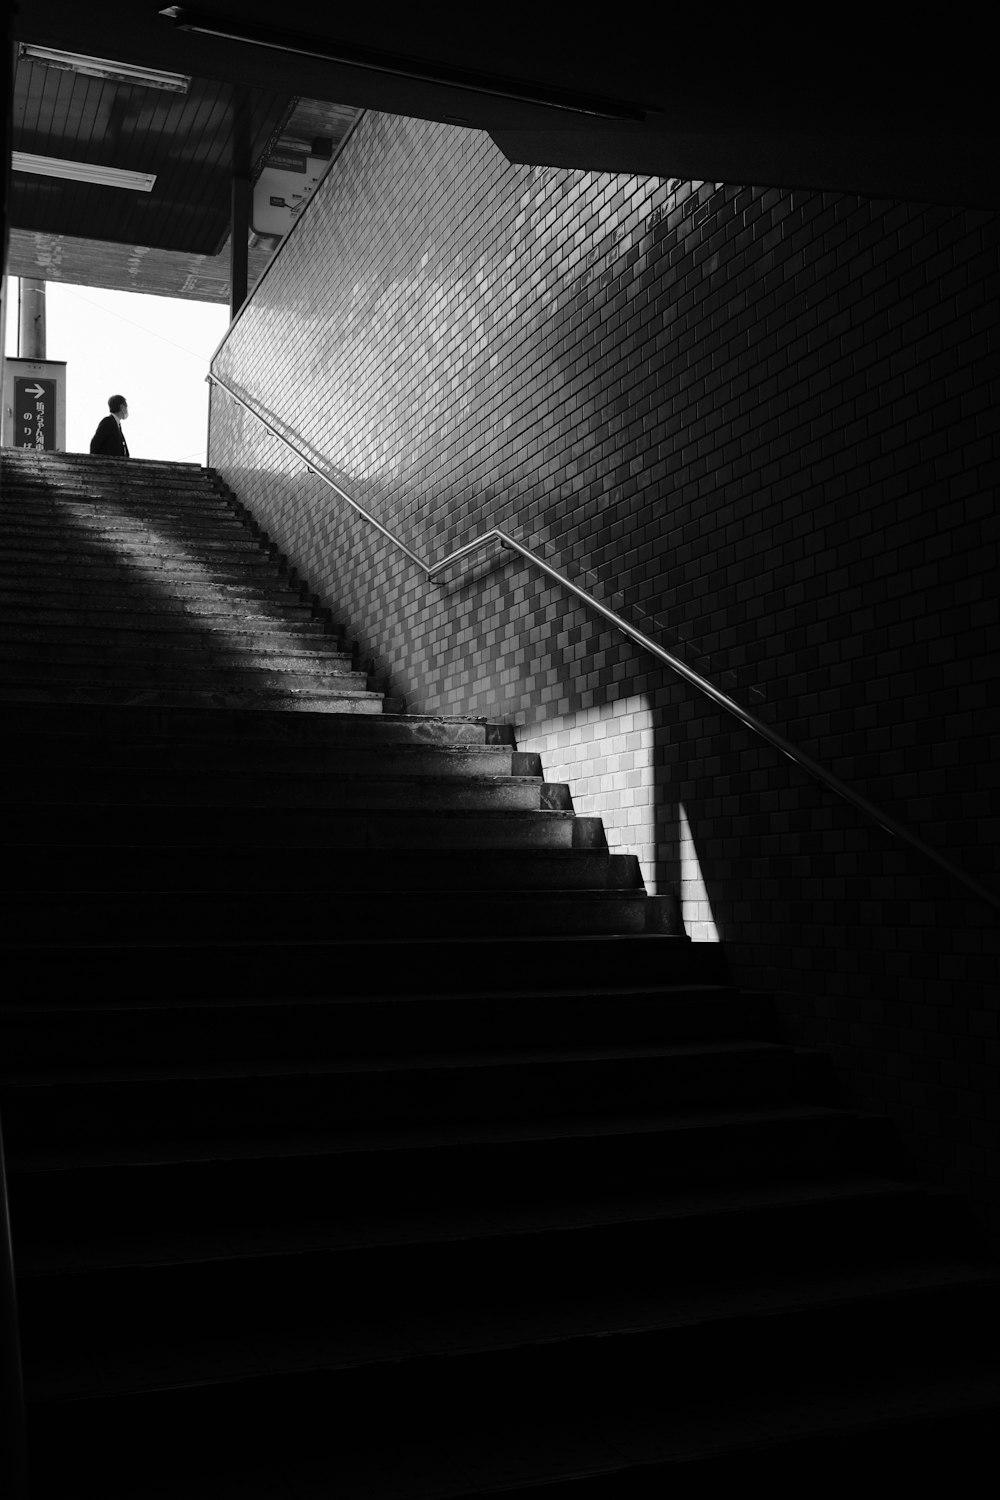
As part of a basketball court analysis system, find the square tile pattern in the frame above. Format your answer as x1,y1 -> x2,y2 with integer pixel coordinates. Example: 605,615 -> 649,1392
210,115 -> 1000,1224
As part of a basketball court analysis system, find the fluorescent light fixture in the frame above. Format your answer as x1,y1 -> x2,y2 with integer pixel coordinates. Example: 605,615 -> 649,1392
12,152 -> 157,192
19,44 -> 190,94
159,6 -> 644,121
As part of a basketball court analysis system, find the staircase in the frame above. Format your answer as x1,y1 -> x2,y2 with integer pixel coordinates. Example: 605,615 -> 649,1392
1,448 -> 998,1497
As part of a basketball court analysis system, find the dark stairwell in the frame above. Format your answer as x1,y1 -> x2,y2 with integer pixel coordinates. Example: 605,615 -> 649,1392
1,447 -> 999,1497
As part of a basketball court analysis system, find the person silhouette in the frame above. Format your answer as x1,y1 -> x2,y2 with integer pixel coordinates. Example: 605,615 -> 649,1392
89,395 -> 130,456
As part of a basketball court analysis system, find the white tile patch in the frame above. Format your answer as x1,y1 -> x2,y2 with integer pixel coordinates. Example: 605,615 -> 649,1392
518,693 -> 657,883
678,802 -> 721,944
517,694 -> 719,940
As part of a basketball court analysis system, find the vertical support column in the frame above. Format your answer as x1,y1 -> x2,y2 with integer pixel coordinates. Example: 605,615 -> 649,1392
17,277 -> 45,359
1,4 -> 14,446
230,174 -> 250,322
0,275 -> 10,435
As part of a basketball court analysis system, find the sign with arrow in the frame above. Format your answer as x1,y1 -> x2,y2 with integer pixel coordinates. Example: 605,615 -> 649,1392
2,358 -> 67,450
14,377 -> 57,450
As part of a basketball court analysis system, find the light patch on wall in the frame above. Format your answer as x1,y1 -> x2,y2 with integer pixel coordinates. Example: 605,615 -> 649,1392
679,802 -> 720,944
517,693 -> 656,891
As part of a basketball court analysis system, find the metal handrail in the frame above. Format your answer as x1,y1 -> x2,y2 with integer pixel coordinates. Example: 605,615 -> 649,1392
207,371 -> 1000,916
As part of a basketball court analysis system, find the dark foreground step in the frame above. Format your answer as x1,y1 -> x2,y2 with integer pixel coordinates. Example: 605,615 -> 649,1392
5,931 -> 719,995
4,844 -> 637,895
0,736 -> 519,777
0,986 -> 773,1068
6,887 -> 652,941
23,1372 -> 1000,1497
7,1108 -> 903,1253
5,1104 -> 899,1230
15,1182 -> 981,1373
21,1263 -> 1000,1495
0,803 -> 590,848
1,1039 -> 810,1145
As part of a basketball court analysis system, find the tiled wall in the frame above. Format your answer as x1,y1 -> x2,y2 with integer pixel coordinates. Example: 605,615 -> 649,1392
209,113 -> 1000,1228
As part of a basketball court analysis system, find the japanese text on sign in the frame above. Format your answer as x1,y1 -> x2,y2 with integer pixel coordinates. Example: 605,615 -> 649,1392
15,378 -> 56,450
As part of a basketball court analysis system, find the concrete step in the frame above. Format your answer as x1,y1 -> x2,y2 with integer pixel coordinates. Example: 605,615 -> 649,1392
0,507 -> 267,534
2,453 -> 203,473
0,681 -> 387,713
0,563 -> 283,594
0,700 -> 502,746
0,480 -> 217,500
15,1169 -> 931,1279
0,472 -> 212,497
2,470 -> 228,490
0,1041 -> 819,1145
0,567 -> 309,604
0,525 -> 264,557
1,474 -> 236,496
0,640 -> 359,674
4,844 -> 634,893
0,737 -> 513,777
0,802 -> 584,848
0,510 -> 264,541
18,1243 -> 1000,1410
0,468 -> 217,493
5,769 -> 558,810
6,1104 -> 899,1245
0,542 -> 279,572
17,1184 -> 976,1372
6,886 -> 653,941
22,1313 -> 1000,1497
0,659 -> 374,692
0,619 -> 341,652
0,537 -> 275,570
0,528 -> 265,561
5,931 -> 715,996
26,469 -> 214,486
0,986 -> 769,1069
0,591 -> 323,623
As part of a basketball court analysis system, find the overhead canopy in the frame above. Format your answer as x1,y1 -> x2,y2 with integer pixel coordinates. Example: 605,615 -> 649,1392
6,2 -> 999,304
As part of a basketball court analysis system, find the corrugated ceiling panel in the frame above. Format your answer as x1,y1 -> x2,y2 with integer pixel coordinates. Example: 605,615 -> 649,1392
10,51 -> 293,255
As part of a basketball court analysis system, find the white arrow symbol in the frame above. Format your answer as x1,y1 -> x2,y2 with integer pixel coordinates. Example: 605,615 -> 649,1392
24,383 -> 45,398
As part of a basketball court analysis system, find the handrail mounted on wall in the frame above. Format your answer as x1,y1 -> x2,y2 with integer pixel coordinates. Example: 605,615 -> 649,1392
206,372 -> 1000,917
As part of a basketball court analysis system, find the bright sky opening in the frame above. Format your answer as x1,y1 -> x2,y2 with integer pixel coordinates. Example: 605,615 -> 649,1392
4,279 -> 230,465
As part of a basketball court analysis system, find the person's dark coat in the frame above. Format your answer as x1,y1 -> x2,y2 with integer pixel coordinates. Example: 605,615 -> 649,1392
90,415 -> 129,456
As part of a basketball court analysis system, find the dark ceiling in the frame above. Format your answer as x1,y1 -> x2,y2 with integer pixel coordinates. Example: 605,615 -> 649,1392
5,1 -> 999,303
11,52 -> 290,256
